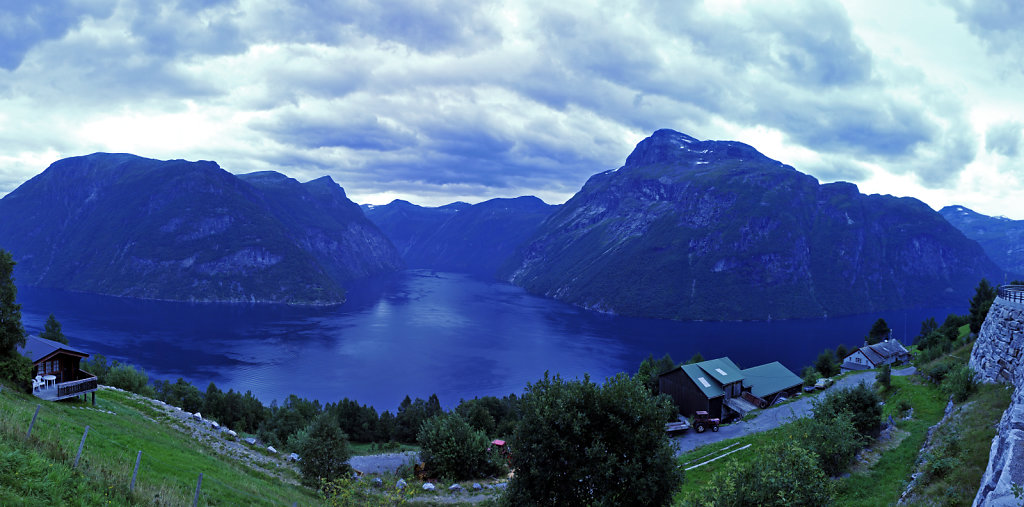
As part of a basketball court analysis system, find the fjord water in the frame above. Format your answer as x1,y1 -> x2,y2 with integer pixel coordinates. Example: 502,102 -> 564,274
18,271 -> 958,411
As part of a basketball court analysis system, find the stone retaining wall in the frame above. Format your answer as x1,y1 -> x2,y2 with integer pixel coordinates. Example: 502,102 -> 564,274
969,297 -> 1024,506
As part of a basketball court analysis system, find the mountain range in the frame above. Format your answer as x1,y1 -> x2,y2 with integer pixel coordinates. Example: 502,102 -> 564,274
0,130 -> 1007,319
0,153 -> 402,304
939,205 -> 1024,278
363,197 -> 557,277
498,130 -> 1002,320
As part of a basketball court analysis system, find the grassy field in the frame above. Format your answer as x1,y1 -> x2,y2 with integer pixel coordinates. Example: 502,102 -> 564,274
0,381 -> 318,506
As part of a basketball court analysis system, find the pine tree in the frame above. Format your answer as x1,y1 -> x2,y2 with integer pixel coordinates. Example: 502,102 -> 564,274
968,279 -> 997,334
0,249 -> 25,356
40,313 -> 68,344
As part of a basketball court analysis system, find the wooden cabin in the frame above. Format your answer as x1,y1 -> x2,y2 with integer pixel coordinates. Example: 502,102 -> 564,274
17,335 -> 98,403
658,357 -> 802,421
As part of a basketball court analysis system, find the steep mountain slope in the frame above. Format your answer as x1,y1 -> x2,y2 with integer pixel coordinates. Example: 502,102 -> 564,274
501,129 -> 1002,320
0,153 -> 402,304
362,200 -> 470,258
940,205 -> 1024,276
364,197 -> 557,276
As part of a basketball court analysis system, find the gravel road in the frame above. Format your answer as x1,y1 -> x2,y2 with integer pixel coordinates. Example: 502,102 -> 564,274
671,368 -> 908,456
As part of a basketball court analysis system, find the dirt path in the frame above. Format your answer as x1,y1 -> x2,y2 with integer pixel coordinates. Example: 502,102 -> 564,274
672,369 -> 895,455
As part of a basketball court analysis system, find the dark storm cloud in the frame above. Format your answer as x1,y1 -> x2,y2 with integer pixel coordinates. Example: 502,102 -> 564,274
986,121 -> 1022,157
246,0 -> 501,52
0,1 -> 115,70
254,113 -> 418,151
948,0 -> 1024,59
130,2 -> 246,58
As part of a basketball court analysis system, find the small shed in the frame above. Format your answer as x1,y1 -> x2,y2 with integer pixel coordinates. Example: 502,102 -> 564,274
17,335 -> 98,403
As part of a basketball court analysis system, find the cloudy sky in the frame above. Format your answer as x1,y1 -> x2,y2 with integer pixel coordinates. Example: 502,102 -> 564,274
1,0 -> 1023,217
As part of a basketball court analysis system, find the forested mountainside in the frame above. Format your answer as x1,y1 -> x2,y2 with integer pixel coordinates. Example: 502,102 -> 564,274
0,153 -> 402,304
501,129 -> 1003,320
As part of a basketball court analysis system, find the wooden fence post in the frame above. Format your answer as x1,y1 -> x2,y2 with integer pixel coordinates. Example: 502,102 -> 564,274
26,405 -> 41,438
192,472 -> 203,507
130,451 -> 142,492
73,425 -> 89,468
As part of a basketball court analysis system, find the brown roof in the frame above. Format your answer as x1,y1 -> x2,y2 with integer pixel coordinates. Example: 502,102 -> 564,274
17,335 -> 90,364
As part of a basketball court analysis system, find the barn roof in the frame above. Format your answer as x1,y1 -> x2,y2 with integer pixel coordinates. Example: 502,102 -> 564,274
695,357 -> 744,385
740,362 -> 802,398
17,335 -> 90,363
680,363 -> 725,399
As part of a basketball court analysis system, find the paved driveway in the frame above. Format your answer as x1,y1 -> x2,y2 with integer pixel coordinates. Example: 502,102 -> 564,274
672,369 -> 887,455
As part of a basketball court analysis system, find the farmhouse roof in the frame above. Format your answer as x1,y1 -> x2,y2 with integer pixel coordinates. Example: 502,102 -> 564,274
740,362 -> 803,398
17,335 -> 90,363
846,340 -> 909,367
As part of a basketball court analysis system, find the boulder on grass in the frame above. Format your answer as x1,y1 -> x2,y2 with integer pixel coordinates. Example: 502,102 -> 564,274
422,483 -> 435,491
244,437 -> 257,445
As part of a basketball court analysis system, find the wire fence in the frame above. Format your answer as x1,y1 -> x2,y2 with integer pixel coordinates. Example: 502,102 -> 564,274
0,391 -> 311,506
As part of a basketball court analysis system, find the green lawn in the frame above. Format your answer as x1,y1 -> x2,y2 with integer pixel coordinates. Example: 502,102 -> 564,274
0,382 -> 318,506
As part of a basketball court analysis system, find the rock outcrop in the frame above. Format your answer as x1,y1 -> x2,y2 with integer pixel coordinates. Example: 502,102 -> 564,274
969,294 -> 1024,506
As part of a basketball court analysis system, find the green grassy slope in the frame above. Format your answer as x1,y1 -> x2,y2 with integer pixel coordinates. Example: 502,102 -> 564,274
0,382 -> 317,506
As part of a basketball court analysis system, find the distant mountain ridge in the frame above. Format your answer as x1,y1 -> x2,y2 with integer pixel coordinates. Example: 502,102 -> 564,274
0,153 -> 402,304
939,205 -> 1024,277
500,129 -> 1003,320
364,197 -> 557,277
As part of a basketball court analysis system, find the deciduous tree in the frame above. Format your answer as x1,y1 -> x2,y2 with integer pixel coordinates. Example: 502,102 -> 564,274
507,373 -> 681,506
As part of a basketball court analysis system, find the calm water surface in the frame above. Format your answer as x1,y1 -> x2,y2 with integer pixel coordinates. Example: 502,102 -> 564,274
18,271 -> 959,411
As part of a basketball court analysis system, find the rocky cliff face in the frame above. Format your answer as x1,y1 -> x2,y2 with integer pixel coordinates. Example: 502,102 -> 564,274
969,295 -> 1024,506
941,205 -> 1024,277
502,129 -> 1003,320
0,153 -> 403,304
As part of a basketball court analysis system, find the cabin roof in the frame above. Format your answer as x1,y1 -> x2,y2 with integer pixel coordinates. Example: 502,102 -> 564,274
17,335 -> 90,364
740,361 -> 802,398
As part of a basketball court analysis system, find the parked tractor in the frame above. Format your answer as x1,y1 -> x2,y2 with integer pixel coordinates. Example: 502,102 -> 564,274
693,411 -> 720,433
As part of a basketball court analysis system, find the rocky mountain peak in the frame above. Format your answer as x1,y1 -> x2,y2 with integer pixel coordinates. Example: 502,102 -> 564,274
623,129 -> 770,170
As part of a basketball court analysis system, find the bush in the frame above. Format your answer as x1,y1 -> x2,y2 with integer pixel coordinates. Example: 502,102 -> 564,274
876,364 -> 891,391
812,381 -> 883,439
295,414 -> 352,488
506,373 -> 682,506
0,353 -> 32,391
790,410 -> 864,476
942,365 -> 977,403
417,412 -> 496,480
700,440 -> 834,506
105,362 -> 153,396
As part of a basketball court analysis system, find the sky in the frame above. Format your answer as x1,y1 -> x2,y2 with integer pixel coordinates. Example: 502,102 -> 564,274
1,0 -> 1023,217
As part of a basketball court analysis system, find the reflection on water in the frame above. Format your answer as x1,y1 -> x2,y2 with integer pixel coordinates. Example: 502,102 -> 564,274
17,271 -> 959,411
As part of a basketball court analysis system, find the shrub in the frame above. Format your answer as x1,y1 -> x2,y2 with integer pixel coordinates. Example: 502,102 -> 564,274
802,366 -> 821,387
417,412 -> 496,480
790,410 -> 865,476
294,414 -> 352,488
105,362 -> 152,396
876,364 -> 891,391
0,353 -> 32,391
812,381 -> 883,439
942,364 -> 977,403
506,373 -> 682,506
700,440 -> 834,506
